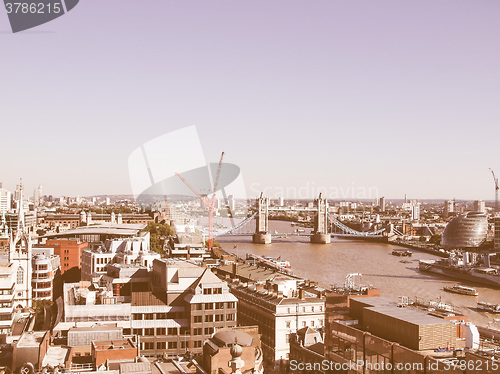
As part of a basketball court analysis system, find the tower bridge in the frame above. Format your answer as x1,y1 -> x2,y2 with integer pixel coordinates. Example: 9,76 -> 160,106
216,193 -> 387,244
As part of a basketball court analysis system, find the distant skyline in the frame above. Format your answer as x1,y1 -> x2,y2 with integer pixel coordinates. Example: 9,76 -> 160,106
1,1 -> 500,200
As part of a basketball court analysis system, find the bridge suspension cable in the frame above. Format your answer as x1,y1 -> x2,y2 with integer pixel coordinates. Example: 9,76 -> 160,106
215,211 -> 258,236
327,213 -> 385,236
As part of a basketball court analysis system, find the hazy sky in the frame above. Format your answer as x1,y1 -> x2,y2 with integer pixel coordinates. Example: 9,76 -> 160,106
1,1 -> 500,200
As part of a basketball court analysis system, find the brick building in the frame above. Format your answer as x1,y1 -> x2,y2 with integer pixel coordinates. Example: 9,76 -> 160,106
45,239 -> 88,276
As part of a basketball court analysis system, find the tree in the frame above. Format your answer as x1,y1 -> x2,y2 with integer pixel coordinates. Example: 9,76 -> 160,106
205,239 -> 222,248
143,222 -> 175,254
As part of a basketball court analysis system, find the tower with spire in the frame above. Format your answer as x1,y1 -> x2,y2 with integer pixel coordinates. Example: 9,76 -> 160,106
9,180 -> 32,309
0,212 -> 8,248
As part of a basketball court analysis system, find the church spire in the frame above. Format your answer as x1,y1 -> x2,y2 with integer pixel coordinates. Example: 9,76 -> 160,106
17,179 -> 25,233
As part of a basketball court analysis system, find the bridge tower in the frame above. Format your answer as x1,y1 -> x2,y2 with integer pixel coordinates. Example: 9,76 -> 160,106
311,193 -> 331,244
253,193 -> 272,244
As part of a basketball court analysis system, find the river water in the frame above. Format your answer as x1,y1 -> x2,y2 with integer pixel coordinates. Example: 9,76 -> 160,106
217,221 -> 500,327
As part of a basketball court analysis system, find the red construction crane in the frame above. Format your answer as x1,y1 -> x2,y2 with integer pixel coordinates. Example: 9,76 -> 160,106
176,152 -> 225,253
490,168 -> 499,216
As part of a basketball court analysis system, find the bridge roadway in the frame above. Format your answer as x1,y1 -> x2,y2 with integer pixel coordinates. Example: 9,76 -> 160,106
217,231 -> 385,239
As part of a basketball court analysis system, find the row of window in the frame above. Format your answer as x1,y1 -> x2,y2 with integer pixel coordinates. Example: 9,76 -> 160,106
132,312 -> 184,320
285,319 -> 323,328
132,327 -> 179,336
141,340 -> 201,350
202,287 -> 222,294
192,327 -> 214,336
33,291 -> 51,298
32,281 -> 51,289
285,305 -> 323,314
193,313 -> 235,323
192,302 -> 235,310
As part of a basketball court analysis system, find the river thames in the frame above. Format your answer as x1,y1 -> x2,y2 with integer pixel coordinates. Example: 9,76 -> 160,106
217,220 -> 500,328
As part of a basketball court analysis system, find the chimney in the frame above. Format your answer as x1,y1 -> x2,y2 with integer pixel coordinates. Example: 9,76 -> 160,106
232,262 -> 237,277
186,245 -> 190,260
299,289 -> 305,300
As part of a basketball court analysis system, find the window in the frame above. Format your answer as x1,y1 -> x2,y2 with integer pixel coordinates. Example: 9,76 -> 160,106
213,287 -> 222,294
168,328 -> 177,335
157,328 -> 166,335
204,327 -> 213,335
193,316 -> 202,323
145,328 -> 154,336
144,313 -> 154,320
286,334 -> 290,343
286,321 -> 291,328
133,329 -> 142,335
205,315 -> 213,322
302,307 -> 306,313
17,267 -> 23,285
226,302 -> 235,309
311,306 -> 315,312
156,313 -> 166,319
193,341 -> 202,348
144,342 -> 154,350
205,303 -> 213,310
319,319 -> 324,326
157,342 -> 166,349
193,304 -> 202,310
193,328 -> 202,336
215,314 -> 224,322
203,288 -> 212,294
181,341 -> 187,348
226,313 -> 235,321
311,320 -> 315,327
132,314 -> 142,320
215,302 -> 224,309
302,321 -> 306,327
168,342 -> 177,349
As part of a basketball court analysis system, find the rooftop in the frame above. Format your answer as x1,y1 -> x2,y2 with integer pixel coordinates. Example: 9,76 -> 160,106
43,224 -> 146,238
16,331 -> 47,348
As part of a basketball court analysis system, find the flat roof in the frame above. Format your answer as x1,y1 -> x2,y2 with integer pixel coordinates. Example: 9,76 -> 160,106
219,263 -> 297,282
17,331 -> 47,348
92,339 -> 135,350
44,223 -> 146,238
365,306 -> 452,326
69,325 -> 121,332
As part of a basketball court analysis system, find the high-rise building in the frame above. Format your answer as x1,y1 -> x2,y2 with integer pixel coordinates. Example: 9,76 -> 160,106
444,200 -> 454,216
473,200 -> 486,213
411,203 -> 420,221
0,186 -> 12,213
228,195 -> 235,212
33,185 -> 42,207
379,197 -> 386,212
31,247 -> 61,302
495,217 -> 500,251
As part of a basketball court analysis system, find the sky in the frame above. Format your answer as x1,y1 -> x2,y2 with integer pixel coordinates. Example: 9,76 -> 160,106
1,1 -> 500,200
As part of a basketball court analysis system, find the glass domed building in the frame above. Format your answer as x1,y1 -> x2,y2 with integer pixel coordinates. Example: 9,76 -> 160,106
441,211 -> 488,249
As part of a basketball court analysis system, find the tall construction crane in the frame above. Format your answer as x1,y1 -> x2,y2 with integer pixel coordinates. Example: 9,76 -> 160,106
176,152 -> 225,253
490,168 -> 499,216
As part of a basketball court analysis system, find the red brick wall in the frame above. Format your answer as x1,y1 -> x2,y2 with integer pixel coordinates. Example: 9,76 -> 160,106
93,346 -> 138,368
46,239 -> 88,273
